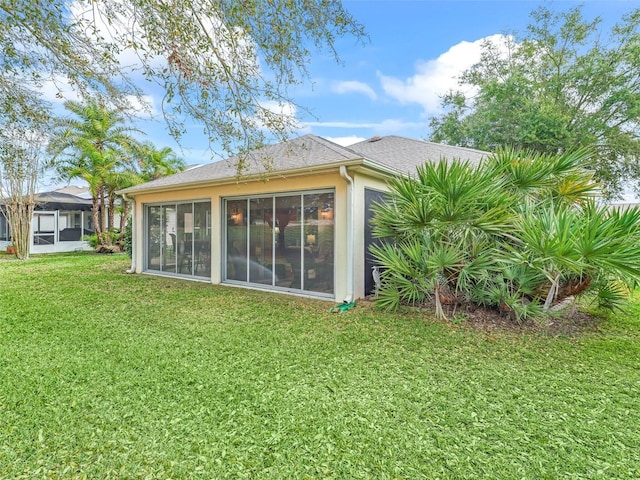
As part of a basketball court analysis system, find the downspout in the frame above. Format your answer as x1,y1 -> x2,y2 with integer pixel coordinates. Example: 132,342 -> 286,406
122,193 -> 136,274
339,166 -> 354,303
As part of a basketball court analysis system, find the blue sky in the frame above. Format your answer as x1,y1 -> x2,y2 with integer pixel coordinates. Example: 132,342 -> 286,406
42,0 -> 640,179
292,0 -> 637,146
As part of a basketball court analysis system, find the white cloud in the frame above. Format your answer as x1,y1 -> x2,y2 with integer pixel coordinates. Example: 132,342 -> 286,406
259,100 -> 297,118
40,75 -> 82,104
126,94 -> 159,118
379,34 -> 510,115
332,81 -> 377,100
39,75 -> 160,120
256,100 -> 300,132
324,135 -> 366,146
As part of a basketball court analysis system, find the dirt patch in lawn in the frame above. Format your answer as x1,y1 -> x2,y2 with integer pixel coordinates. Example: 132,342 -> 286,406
363,296 -> 604,336
451,302 -> 603,336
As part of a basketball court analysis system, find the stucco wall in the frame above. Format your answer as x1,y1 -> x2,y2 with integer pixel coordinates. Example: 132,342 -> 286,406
130,170 -> 356,300
351,171 -> 390,299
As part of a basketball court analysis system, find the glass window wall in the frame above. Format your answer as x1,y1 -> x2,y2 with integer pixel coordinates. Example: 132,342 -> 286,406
224,190 -> 334,296
145,200 -> 211,278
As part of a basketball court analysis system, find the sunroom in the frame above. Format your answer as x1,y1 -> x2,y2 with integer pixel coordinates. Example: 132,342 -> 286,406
120,134 -> 487,301
223,190 -> 335,297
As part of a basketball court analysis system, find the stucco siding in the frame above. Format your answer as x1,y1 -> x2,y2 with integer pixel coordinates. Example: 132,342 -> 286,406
130,171 -> 351,300
352,172 -> 390,299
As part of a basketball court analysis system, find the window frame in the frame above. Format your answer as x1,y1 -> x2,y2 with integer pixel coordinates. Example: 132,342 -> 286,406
222,188 -> 335,297
143,199 -> 212,279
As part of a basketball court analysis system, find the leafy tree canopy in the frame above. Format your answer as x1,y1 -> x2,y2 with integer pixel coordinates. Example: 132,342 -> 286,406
0,0 -> 366,168
429,5 -> 640,198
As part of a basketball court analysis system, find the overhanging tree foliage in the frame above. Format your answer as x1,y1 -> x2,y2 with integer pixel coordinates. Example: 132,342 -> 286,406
370,149 -> 640,321
429,5 -> 640,198
1,0 -> 366,169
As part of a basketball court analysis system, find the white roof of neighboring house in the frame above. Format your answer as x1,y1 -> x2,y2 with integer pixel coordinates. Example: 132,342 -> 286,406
119,134 -> 488,195
53,185 -> 92,199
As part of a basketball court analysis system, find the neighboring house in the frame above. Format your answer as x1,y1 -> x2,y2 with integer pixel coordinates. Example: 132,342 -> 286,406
118,134 -> 487,302
0,187 -> 95,254
608,193 -> 640,212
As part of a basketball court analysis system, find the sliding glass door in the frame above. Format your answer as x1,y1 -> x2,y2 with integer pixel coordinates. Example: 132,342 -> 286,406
224,190 -> 334,296
302,192 -> 335,294
226,198 -> 248,282
145,200 -> 211,278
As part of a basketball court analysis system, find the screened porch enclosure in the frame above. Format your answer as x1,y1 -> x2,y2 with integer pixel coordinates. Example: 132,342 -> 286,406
225,190 -> 334,296
31,210 -> 94,246
145,200 -> 211,278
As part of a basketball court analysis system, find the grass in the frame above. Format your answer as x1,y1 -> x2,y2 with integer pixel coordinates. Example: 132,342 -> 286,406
1,253 -> 639,479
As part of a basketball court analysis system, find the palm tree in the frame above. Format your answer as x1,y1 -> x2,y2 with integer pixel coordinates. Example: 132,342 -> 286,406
136,141 -> 186,182
371,148 -> 640,320
370,157 -> 515,318
48,100 -> 140,246
113,142 -> 186,243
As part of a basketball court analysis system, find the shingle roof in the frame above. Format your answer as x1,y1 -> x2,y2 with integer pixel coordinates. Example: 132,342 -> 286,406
349,135 -> 487,173
120,134 -> 359,194
119,134 -> 488,195
53,185 -> 91,199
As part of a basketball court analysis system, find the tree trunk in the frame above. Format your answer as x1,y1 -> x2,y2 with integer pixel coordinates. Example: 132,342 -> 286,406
434,284 -> 447,320
92,193 -> 103,247
108,190 -> 116,233
558,277 -> 592,299
99,187 -> 107,234
4,199 -> 34,260
543,273 -> 561,311
119,198 -> 130,244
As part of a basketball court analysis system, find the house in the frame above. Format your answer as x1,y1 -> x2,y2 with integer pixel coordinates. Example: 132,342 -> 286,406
607,192 -> 640,211
118,135 -> 486,301
0,187 -> 95,254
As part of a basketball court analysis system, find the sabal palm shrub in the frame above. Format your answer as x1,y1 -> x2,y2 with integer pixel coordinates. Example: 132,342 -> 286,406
370,148 -> 640,321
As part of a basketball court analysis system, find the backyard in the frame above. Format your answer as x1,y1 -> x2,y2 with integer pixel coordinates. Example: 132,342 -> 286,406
0,253 -> 639,478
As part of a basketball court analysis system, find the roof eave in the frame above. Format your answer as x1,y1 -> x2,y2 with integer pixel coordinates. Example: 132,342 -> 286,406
117,158 -> 374,197
353,159 -> 404,179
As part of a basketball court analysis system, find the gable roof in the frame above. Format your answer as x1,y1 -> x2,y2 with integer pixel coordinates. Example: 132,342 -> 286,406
119,134 -> 488,195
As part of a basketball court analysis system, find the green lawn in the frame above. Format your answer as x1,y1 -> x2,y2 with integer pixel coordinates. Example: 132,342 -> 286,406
1,254 -> 639,479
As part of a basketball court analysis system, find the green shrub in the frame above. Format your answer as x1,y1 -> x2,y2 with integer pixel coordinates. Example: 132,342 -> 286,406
371,148 -> 640,321
123,217 -> 132,258
83,229 -> 121,249
82,233 -> 100,248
